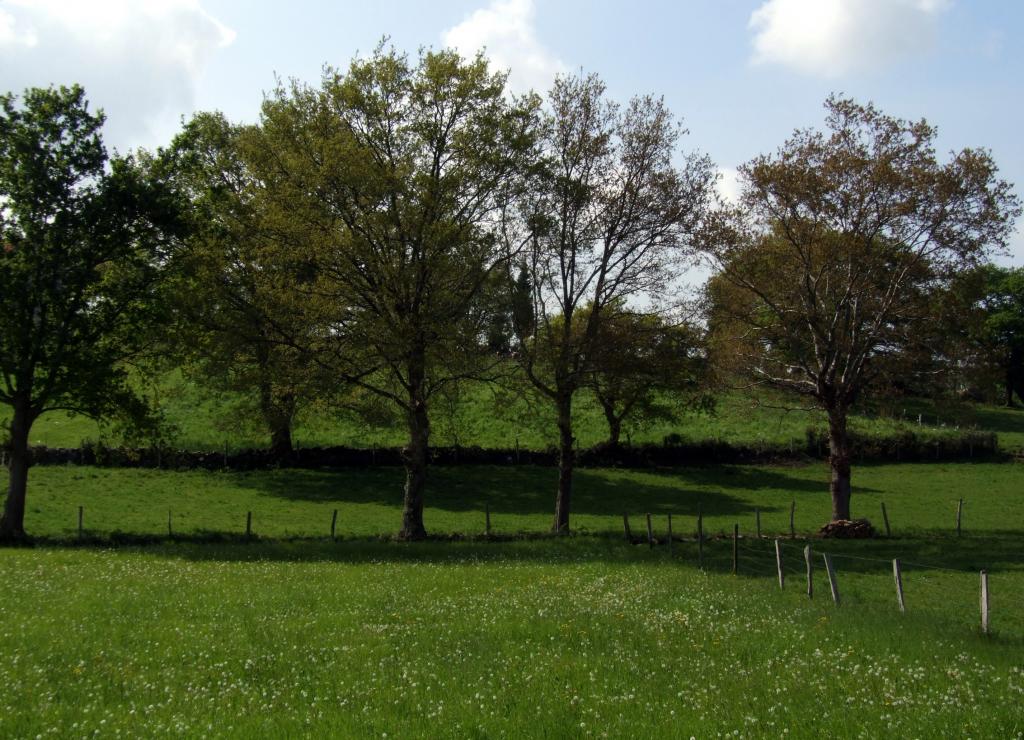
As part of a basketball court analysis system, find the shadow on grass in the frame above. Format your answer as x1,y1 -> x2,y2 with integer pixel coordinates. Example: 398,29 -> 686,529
228,464 -> 852,517
13,528 -> 1022,575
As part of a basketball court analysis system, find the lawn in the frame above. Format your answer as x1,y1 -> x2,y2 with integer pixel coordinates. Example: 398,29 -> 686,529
1,540 -> 1022,738
3,460 -> 1024,736
18,461 -> 1023,541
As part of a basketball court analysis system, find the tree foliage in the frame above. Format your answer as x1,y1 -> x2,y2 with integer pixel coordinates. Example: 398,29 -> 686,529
975,265 -> 1024,405
702,95 -> 1020,522
159,111 -> 322,455
0,85 -> 177,539
506,73 -> 714,532
246,45 -> 539,538
585,302 -> 710,447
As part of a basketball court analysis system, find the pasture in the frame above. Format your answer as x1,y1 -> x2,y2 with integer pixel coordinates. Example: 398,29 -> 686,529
6,373 -> 1023,454
2,460 -> 1023,736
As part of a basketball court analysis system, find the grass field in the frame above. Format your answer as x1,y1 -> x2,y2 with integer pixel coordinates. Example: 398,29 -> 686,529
6,395 -> 1024,738
3,461 -> 1024,736
1,539 -> 1022,738
6,371 -> 1024,453
14,461 -> 1022,541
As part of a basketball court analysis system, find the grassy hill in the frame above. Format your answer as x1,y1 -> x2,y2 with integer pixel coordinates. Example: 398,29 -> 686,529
5,371 -> 1024,454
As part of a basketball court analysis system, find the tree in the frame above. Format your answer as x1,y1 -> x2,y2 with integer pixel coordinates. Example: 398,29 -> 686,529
160,111 -> 322,455
506,73 -> 714,532
0,85 -> 176,540
977,265 -> 1024,406
248,46 -> 538,539
701,96 -> 1019,523
585,302 -> 709,447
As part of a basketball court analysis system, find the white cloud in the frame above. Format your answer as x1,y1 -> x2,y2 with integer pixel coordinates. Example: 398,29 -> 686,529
442,0 -> 566,94
0,0 -> 234,151
749,0 -> 951,78
716,167 -> 742,204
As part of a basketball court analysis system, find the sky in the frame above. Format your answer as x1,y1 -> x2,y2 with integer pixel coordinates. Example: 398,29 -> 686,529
1,0 -> 1021,263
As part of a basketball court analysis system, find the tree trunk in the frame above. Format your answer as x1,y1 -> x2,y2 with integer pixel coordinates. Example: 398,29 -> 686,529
1008,346 -> 1024,406
827,408 -> 852,521
0,400 -> 34,542
600,397 -> 622,447
400,358 -> 429,541
553,391 -> 574,534
259,381 -> 295,457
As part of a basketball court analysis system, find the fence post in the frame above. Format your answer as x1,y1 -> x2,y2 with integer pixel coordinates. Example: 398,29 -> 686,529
78,506 -> 83,539
330,509 -> 338,541
823,553 -> 840,605
667,514 -> 673,555
881,501 -> 891,537
515,437 -> 520,465
893,558 -> 905,613
167,509 -> 173,538
789,501 -> 796,538
755,508 -> 761,539
956,498 -> 963,537
646,513 -> 654,549
622,513 -> 631,542
732,524 -> 738,575
485,504 -> 491,536
697,508 -> 704,570
774,539 -> 784,589
980,570 -> 990,635
804,545 -> 813,599
246,511 -> 252,538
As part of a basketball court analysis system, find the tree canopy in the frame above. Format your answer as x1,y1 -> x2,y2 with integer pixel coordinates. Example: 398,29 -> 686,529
0,85 -> 177,540
702,95 -> 1020,522
506,72 -> 714,532
244,45 -> 539,538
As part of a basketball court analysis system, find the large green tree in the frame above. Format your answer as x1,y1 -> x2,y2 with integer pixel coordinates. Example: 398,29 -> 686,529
702,96 -> 1019,524
160,111 -> 322,455
247,46 -> 538,539
0,85 -> 176,540
506,73 -> 714,532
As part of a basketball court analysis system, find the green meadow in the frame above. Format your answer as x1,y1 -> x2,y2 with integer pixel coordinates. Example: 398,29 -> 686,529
2,460 -> 1023,736
4,380 -> 1024,737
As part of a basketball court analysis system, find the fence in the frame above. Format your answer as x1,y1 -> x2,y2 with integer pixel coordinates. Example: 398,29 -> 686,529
56,494 -> 1009,638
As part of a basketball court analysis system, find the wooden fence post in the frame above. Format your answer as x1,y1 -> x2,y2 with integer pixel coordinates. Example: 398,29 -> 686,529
755,508 -> 761,539
980,570 -> 990,635
732,524 -> 738,575
697,510 -> 704,570
246,511 -> 252,538
667,514 -> 673,555
881,501 -> 891,537
623,513 -> 632,542
804,545 -> 813,599
167,509 -> 173,538
893,558 -> 905,613
78,506 -> 83,538
646,513 -> 654,549
485,504 -> 492,536
822,553 -> 840,605
774,539 -> 784,589
956,498 -> 964,537
330,509 -> 338,541
789,501 -> 796,538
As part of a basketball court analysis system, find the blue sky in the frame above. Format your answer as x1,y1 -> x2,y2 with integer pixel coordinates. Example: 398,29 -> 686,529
2,0 -> 1022,261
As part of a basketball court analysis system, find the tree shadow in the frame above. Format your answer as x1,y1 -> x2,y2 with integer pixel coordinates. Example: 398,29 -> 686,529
228,463 -> 856,518
694,530 -> 1024,575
